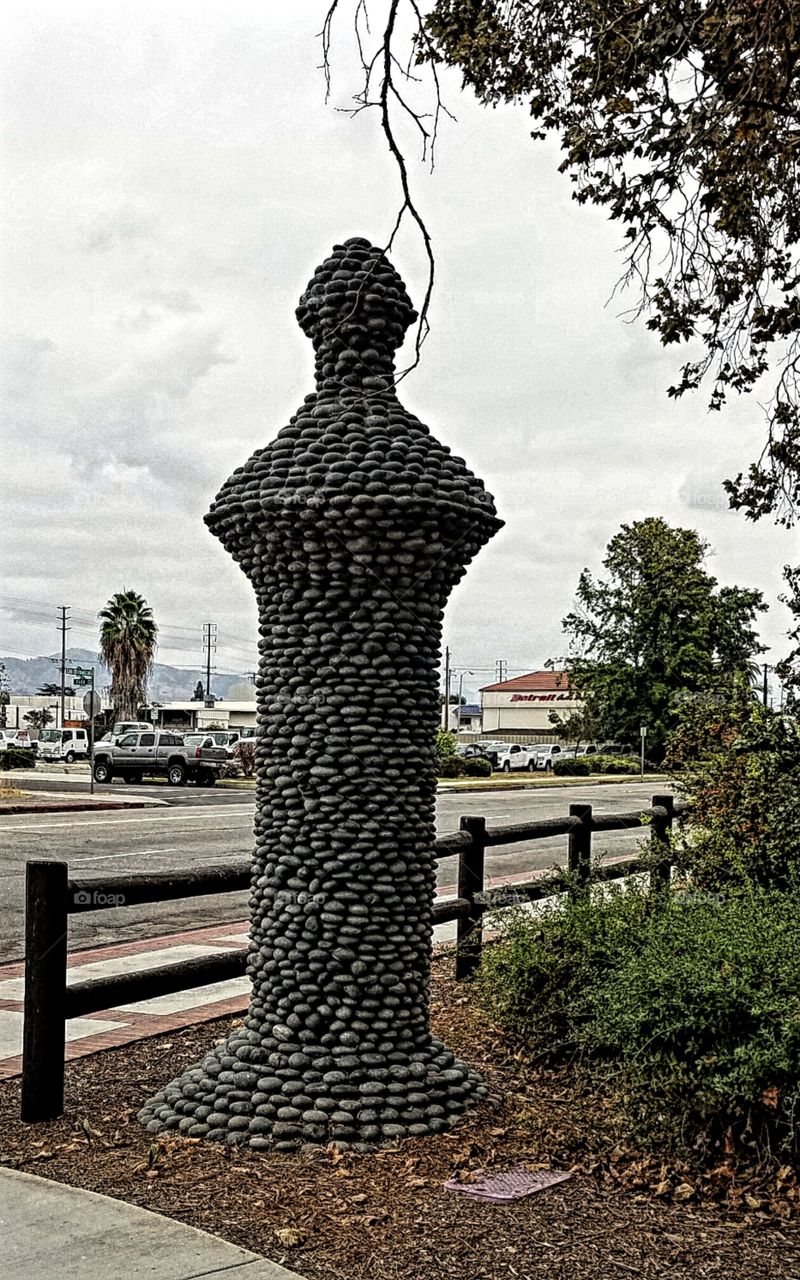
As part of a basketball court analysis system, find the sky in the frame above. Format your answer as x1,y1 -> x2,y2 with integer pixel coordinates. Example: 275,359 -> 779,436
1,0 -> 797,703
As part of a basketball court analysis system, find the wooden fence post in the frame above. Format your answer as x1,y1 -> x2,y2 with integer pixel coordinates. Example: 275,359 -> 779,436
455,815 -> 486,980
567,804 -> 593,897
21,861 -> 69,1123
650,793 -> 674,902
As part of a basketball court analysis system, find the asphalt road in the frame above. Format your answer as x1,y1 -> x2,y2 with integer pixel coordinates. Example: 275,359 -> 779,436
0,779 -> 670,962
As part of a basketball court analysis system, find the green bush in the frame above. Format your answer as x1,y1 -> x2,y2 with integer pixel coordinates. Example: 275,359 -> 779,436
463,755 -> 492,777
0,748 -> 36,770
585,890 -> 800,1153
477,887 -> 649,1046
438,754 -> 466,778
668,688 -> 800,890
477,887 -> 800,1156
435,728 -> 458,758
553,756 -> 591,776
588,754 -> 639,775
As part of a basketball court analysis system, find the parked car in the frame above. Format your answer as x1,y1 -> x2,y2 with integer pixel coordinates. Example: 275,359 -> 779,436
494,743 -> 539,773
598,742 -> 637,757
97,721 -> 154,745
92,730 -> 226,786
474,739 -> 511,768
0,729 -> 34,752
456,743 -> 492,762
203,730 -> 243,759
533,744 -> 563,771
36,728 -> 90,762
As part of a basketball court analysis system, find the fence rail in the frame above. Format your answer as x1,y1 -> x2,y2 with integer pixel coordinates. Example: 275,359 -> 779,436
20,793 -> 678,1123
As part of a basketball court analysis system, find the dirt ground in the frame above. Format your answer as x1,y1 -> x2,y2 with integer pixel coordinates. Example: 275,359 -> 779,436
1,955 -> 798,1280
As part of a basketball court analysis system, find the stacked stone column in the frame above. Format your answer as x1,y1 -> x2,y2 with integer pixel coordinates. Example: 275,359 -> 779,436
139,236 -> 501,1150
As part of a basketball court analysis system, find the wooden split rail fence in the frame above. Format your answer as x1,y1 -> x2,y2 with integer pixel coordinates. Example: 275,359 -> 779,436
21,793 -> 678,1123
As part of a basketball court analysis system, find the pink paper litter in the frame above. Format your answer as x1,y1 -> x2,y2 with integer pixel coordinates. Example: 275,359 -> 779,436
444,1165 -> 573,1202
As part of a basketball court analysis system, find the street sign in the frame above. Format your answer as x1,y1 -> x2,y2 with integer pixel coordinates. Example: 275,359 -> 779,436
83,691 -> 101,717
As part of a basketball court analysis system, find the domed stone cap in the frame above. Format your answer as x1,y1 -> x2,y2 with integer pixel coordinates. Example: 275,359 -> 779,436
296,236 -> 417,355
205,235 -> 503,558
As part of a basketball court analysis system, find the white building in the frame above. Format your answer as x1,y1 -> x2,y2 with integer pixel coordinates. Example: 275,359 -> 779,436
145,699 -> 257,732
2,693 -> 111,730
479,671 -> 580,739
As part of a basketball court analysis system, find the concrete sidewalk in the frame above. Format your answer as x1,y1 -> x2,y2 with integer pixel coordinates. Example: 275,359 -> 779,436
0,1167 -> 306,1279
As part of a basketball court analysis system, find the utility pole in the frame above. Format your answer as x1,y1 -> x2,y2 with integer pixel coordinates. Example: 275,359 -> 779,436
495,658 -> 507,685
58,606 -> 70,728
762,662 -> 770,708
442,645 -> 451,730
203,623 -> 217,700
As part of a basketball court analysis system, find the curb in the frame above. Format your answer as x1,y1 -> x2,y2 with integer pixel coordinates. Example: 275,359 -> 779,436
0,794 -> 169,815
437,775 -> 671,793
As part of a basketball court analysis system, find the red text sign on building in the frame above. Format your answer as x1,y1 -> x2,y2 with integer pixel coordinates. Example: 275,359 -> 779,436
508,693 -> 572,703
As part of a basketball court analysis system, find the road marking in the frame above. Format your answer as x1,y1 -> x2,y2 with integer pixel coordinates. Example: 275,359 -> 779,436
71,848 -> 181,863
0,809 -> 254,833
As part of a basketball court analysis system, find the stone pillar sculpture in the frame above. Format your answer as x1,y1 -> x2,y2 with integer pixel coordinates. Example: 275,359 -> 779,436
139,237 -> 502,1151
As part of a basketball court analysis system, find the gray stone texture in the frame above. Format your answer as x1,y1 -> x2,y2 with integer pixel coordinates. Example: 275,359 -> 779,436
139,236 -> 501,1149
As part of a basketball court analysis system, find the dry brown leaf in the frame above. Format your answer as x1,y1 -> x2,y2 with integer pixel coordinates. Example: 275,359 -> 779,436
744,1195 -> 762,1211
673,1183 -> 695,1202
653,1180 -> 672,1197
274,1227 -> 306,1247
761,1086 -> 779,1109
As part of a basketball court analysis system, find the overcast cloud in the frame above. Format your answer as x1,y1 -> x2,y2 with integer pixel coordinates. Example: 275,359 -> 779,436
1,1 -> 797,700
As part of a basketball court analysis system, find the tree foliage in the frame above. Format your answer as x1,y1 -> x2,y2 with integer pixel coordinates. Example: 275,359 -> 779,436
24,707 -> 53,732
98,590 -> 158,720
559,516 -> 766,757
424,0 -> 800,523
777,563 -> 800,708
322,1 -> 800,523
37,682 -> 75,697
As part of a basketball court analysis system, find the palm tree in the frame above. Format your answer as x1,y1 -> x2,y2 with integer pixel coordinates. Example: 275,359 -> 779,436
98,590 -> 158,719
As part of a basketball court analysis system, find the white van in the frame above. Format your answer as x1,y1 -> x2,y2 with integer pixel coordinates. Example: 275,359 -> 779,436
36,728 -> 90,762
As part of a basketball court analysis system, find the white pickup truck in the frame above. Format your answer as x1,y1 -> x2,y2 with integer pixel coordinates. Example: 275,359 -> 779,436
93,730 -> 226,786
532,744 -> 564,771
493,742 -> 539,773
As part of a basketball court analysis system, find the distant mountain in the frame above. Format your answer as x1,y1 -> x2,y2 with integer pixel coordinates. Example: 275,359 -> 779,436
2,647 -> 252,702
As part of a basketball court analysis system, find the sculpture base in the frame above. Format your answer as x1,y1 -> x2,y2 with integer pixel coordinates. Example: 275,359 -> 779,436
137,1027 -> 485,1151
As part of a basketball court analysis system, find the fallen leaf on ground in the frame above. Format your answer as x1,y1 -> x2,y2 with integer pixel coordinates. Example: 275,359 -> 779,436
274,1227 -> 306,1247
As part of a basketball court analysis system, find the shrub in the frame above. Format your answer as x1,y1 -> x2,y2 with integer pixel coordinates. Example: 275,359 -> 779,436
435,728 -> 458,758
0,748 -> 36,770
585,890 -> 800,1154
233,740 -> 256,778
477,886 -> 800,1157
588,754 -> 639,775
553,756 -> 591,776
476,887 -> 649,1047
667,686 -> 800,890
463,755 -> 492,777
438,754 -> 466,778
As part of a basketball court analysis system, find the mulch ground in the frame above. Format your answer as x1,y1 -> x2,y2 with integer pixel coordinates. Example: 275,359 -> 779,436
1,953 -> 798,1280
